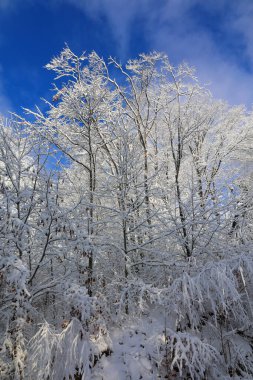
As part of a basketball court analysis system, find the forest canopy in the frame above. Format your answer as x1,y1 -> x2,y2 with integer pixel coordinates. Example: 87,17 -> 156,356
1,47 -> 253,379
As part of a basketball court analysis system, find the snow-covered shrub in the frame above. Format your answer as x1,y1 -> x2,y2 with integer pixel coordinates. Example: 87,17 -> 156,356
157,254 -> 253,378
28,319 -> 92,380
0,256 -> 30,380
117,278 -> 160,316
27,318 -> 88,380
64,283 -> 96,323
167,255 -> 253,331
162,329 -> 218,379
223,331 -> 253,378
27,283 -> 112,379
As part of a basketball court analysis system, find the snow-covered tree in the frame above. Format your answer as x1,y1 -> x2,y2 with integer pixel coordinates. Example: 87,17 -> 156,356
1,48 -> 253,379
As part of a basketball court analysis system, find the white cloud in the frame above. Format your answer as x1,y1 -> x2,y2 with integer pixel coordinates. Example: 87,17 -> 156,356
64,0 -> 252,107
146,1 -> 253,107
0,86 -> 12,116
0,0 -> 24,11
60,0 -> 152,57
230,2 -> 253,65
0,0 -> 252,107
0,66 -> 12,115
0,0 -> 14,10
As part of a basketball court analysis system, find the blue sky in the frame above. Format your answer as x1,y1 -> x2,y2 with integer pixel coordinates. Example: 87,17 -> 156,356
0,0 -> 253,115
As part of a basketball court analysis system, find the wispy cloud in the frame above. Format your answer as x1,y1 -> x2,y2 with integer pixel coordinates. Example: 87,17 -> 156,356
138,1 -> 252,106
149,1 -> 253,106
59,0 -> 253,106
0,0 -> 15,10
50,0 -> 253,106
231,1 -> 253,65
0,0 -> 25,11
0,66 -> 12,115
0,0 -> 252,107
58,0 -> 152,57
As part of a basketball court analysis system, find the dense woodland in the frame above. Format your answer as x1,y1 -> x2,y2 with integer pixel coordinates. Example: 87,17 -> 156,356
1,47 -> 253,379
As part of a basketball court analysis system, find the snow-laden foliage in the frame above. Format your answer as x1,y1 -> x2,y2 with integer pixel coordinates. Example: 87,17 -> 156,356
28,319 -> 92,380
1,49 -> 253,379
164,329 -> 219,379
0,256 -> 30,380
27,287 -> 111,380
168,255 -> 253,331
